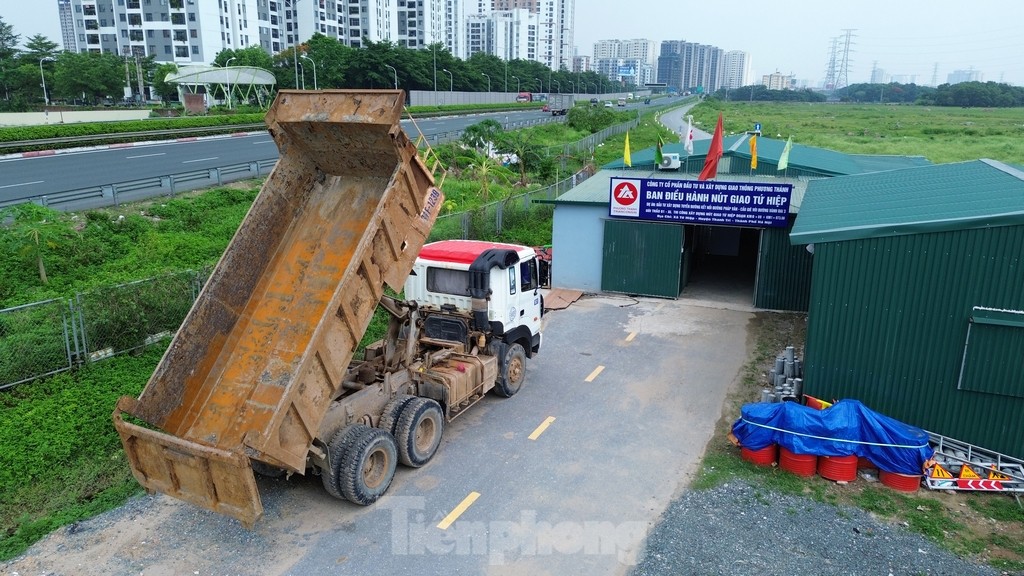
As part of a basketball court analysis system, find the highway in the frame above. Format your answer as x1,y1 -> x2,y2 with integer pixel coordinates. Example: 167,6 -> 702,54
0,108 -> 557,205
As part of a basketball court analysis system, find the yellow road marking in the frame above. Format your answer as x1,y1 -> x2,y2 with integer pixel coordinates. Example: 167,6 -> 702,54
585,365 -> 605,382
625,331 -> 637,342
437,492 -> 480,530
528,416 -> 557,440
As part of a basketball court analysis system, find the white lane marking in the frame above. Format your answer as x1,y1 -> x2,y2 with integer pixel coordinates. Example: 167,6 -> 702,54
182,157 -> 218,164
0,180 -> 44,189
252,140 -> 273,144
126,153 -> 166,159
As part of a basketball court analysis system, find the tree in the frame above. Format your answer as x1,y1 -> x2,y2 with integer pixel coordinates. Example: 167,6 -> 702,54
152,62 -> 179,102
2,205 -> 65,285
460,119 -> 503,153
18,34 -> 59,63
0,16 -> 19,61
496,130 -> 542,186
52,52 -> 123,103
459,150 -> 516,203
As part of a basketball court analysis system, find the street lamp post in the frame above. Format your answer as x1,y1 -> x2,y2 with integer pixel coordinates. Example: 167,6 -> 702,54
301,54 -> 317,90
442,68 -> 453,92
481,72 -> 490,93
39,57 -> 54,106
298,62 -> 304,90
552,80 -> 560,93
511,75 -> 519,93
504,60 -> 508,92
567,80 -> 574,94
535,77 -> 542,94
385,64 -> 398,89
225,56 -> 236,108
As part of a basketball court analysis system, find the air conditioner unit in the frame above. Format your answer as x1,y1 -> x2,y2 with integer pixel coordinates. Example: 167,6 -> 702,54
657,152 -> 681,170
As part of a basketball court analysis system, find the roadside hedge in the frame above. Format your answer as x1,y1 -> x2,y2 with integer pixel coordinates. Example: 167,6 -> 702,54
0,114 -> 266,143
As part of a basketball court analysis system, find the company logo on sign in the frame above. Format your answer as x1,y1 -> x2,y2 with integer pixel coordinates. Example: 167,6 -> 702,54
610,179 -> 641,217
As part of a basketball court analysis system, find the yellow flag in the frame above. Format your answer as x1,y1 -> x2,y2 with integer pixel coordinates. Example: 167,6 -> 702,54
624,131 -> 632,167
749,134 -> 758,170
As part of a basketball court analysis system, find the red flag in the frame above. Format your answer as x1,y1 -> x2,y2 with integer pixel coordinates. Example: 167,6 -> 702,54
698,113 -> 724,181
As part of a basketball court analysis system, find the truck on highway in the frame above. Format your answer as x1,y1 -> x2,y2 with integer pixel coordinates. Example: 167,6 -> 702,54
112,89 -> 544,527
546,93 -> 574,115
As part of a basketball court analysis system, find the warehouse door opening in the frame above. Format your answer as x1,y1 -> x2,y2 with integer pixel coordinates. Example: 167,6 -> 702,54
681,225 -> 760,305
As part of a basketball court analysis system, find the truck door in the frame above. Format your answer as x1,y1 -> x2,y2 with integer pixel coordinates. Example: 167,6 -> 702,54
513,257 -> 543,338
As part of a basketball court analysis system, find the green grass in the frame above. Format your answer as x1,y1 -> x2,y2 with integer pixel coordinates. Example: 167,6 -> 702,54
689,100 -> 1024,164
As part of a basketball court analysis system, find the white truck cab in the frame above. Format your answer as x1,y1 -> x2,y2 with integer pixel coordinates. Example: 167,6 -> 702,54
406,240 -> 543,355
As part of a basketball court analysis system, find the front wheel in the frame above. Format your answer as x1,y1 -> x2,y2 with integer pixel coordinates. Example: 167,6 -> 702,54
494,343 -> 527,398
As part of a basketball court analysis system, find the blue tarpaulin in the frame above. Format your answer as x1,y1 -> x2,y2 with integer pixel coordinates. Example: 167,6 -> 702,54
731,400 -> 933,475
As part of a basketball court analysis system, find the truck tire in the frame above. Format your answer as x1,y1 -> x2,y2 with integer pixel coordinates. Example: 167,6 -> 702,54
339,425 -> 398,505
379,394 -> 416,437
394,398 -> 444,467
320,425 -> 366,500
494,343 -> 527,397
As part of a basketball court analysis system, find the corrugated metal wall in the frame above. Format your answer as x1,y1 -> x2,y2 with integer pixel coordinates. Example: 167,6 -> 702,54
754,220 -> 813,311
803,225 -> 1024,459
601,220 -> 684,298
551,205 -> 609,292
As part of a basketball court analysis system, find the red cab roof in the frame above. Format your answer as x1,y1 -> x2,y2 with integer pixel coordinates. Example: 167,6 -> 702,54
418,240 -> 523,265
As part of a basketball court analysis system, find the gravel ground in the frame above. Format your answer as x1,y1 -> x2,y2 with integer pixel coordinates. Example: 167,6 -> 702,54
630,481 -> 1006,576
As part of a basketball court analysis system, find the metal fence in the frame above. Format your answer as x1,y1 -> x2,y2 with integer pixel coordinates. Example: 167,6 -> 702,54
0,270 -> 206,390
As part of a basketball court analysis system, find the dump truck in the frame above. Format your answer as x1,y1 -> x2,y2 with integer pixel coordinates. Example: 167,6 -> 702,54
112,90 -> 543,527
547,93 -> 574,115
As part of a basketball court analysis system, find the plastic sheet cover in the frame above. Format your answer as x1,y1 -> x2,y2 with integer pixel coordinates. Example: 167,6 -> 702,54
731,400 -> 933,475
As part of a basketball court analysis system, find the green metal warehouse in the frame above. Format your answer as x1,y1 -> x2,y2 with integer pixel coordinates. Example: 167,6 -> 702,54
542,135 -> 928,310
791,159 -> 1024,459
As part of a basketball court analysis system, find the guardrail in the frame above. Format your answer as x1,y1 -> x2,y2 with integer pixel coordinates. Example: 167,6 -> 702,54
0,159 -> 278,211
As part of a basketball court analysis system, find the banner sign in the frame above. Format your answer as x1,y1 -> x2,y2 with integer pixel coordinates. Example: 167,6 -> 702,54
608,178 -> 792,228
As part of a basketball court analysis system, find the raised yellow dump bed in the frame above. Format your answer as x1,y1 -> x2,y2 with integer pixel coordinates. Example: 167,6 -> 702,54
113,90 -> 443,527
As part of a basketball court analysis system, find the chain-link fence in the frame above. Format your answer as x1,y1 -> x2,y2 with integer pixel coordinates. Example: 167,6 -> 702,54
0,299 -> 74,390
0,270 -> 206,390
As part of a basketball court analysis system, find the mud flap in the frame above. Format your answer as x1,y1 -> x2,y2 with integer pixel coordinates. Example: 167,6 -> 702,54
113,399 -> 263,528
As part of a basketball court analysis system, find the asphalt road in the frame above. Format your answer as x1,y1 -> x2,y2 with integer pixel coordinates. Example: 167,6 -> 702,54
0,98 -> 672,207
0,108 -> 550,205
2,294 -> 752,575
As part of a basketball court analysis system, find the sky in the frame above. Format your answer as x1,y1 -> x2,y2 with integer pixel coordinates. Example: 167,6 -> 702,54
3,0 -> 1023,87
574,0 -> 1024,87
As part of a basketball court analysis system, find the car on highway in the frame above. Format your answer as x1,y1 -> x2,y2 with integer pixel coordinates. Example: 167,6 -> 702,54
590,97 -> 599,106
604,101 -> 613,108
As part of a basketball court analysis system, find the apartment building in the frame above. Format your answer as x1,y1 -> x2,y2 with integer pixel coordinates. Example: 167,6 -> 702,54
58,0 -> 567,68
592,39 -> 655,86
721,50 -> 750,89
657,40 -> 724,93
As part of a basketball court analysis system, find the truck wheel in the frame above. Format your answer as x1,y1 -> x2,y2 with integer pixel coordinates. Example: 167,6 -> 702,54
320,425 -> 365,500
395,398 -> 444,467
494,343 -> 527,397
379,394 -> 416,437
339,425 -> 398,505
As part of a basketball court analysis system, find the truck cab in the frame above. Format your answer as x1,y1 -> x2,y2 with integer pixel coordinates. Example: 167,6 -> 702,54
405,240 -> 543,356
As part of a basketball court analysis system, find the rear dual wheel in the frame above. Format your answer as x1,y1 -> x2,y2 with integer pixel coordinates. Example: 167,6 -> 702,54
321,424 -> 397,505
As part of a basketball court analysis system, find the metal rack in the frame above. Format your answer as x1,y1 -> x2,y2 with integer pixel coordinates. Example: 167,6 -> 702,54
924,431 -> 1024,502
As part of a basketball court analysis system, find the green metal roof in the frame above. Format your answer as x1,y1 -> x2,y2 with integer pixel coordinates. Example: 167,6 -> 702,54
790,159 -> 1024,244
604,135 -> 930,176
